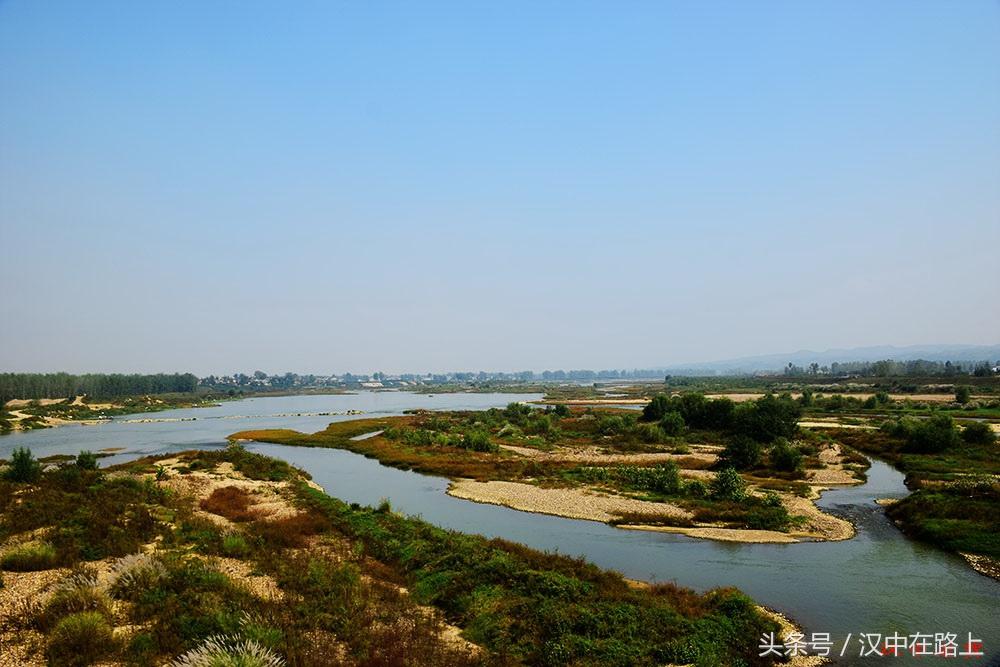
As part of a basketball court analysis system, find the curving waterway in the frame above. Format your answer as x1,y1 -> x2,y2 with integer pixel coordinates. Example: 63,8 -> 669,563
2,392 -> 997,665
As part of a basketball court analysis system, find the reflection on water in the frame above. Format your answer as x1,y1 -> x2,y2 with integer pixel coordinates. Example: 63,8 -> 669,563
3,392 -> 998,665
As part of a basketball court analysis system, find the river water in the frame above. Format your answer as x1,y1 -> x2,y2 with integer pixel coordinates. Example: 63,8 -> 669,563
2,392 -> 997,665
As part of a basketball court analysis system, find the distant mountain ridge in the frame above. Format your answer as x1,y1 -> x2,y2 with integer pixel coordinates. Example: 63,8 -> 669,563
663,344 -> 1000,374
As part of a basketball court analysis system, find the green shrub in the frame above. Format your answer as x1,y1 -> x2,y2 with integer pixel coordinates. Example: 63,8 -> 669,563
597,415 -> 627,435
42,573 -> 112,627
743,503 -> 792,531
711,468 -> 747,502
641,395 -> 671,422
1,541 -> 57,571
962,421 -> 996,445
955,386 -> 972,404
684,479 -> 708,498
720,436 -> 761,470
732,394 -> 800,442
636,423 -> 667,444
46,611 -> 115,666
769,439 -> 803,473
4,446 -> 41,483
462,429 -> 497,453
658,411 -> 685,436
75,451 -> 99,470
903,414 -> 959,453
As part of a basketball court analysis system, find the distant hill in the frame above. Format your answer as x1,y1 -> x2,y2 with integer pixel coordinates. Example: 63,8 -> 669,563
663,344 -> 1000,375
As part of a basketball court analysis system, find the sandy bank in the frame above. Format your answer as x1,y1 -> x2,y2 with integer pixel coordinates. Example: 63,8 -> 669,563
498,443 -> 718,466
619,524 -> 800,543
960,552 -> 1000,582
4,409 -> 106,431
447,479 -> 855,544
447,479 -> 692,524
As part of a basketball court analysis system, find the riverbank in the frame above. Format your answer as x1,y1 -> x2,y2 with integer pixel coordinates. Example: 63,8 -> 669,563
1,446 -> 782,665
447,478 -> 855,544
834,425 -> 1000,577
1,395 -> 223,434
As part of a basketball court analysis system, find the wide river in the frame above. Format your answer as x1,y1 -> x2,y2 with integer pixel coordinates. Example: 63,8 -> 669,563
2,392 -> 997,665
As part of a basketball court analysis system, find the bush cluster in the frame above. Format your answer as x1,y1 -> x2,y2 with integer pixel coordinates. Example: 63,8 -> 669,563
642,393 -> 801,443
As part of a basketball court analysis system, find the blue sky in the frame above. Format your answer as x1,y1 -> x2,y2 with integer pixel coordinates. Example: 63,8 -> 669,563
1,1 -> 998,374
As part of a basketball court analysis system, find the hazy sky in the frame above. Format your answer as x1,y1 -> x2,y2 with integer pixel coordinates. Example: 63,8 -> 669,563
1,2 -> 998,375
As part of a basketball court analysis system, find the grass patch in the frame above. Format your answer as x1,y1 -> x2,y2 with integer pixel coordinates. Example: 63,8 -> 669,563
46,611 -> 116,666
885,479 -> 1000,559
1,541 -> 58,571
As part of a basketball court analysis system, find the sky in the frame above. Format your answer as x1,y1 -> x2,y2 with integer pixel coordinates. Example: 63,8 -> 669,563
1,1 -> 998,375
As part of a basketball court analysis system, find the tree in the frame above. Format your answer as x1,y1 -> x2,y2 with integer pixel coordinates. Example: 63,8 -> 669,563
955,386 -> 972,404
711,468 -> 747,501
769,439 -> 803,472
903,414 -> 959,453
961,421 -> 996,445
76,451 -> 99,470
720,436 -> 762,470
4,447 -> 41,483
659,411 -> 685,436
798,389 -> 813,407
732,394 -> 800,442
641,395 -> 671,422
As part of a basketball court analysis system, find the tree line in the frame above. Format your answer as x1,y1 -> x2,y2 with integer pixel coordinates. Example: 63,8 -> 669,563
785,358 -> 997,377
0,373 -> 199,404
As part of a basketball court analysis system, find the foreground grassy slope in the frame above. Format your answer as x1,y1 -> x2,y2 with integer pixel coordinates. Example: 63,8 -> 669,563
0,446 -> 780,666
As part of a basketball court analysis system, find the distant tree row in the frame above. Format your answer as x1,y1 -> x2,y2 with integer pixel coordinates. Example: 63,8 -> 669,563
0,373 -> 198,404
784,359 -> 997,377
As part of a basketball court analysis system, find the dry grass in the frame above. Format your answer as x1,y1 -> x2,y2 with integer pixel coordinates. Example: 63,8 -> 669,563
251,513 -> 330,549
199,486 -> 260,522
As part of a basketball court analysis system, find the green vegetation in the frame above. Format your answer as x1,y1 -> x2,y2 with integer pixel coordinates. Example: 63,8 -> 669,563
835,420 -> 1000,563
1,468 -> 165,564
961,420 -> 996,445
3,446 -> 42,482
1,541 -> 58,571
711,468 -> 747,502
47,610 -> 116,666
294,482 -> 779,666
884,477 -> 1000,560
0,447 -> 781,666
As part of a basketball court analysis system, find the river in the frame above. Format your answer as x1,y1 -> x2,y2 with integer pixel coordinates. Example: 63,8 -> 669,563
2,392 -> 997,665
